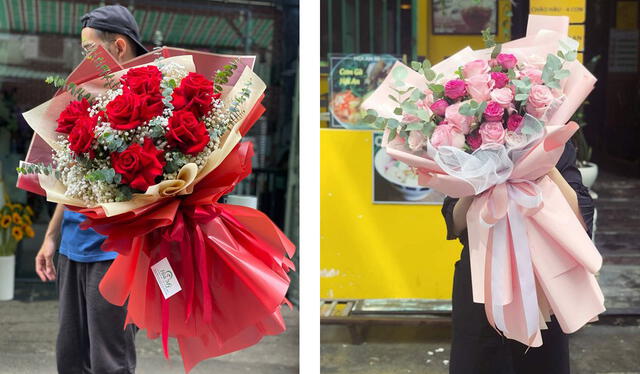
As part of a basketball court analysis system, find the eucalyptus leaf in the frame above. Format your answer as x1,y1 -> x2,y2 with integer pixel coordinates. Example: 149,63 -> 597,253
392,66 -> 408,81
405,122 -> 423,131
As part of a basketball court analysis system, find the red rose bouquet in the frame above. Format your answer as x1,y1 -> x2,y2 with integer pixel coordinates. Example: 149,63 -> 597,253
17,46 -> 295,372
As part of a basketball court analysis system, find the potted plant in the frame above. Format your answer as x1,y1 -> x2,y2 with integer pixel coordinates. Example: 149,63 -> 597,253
0,188 -> 35,301
571,55 -> 601,190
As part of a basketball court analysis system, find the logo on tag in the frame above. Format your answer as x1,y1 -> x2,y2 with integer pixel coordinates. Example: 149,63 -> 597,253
151,258 -> 182,299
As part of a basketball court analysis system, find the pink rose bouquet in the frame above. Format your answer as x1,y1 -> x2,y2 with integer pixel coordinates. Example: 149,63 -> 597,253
362,15 -> 604,349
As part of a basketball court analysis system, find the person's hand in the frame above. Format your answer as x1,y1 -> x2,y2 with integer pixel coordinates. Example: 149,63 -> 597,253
35,239 -> 57,282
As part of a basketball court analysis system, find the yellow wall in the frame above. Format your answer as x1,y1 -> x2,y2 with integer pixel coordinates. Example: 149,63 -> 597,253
417,0 -> 513,63
320,129 -> 461,299
320,1 -> 513,299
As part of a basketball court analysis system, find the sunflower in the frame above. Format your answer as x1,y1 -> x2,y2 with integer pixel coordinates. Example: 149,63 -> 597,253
12,212 -> 23,225
1,215 -> 11,228
24,225 -> 35,238
11,226 -> 23,241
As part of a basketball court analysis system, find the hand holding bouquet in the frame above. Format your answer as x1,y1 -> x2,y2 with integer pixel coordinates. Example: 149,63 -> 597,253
362,15 -> 604,347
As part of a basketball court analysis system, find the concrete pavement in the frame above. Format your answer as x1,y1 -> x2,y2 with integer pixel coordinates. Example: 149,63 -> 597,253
0,295 -> 298,374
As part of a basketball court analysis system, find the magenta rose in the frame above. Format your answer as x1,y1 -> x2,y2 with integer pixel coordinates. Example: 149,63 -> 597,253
462,59 -> 489,78
483,101 -> 504,122
526,84 -> 553,118
466,74 -> 493,102
490,87 -> 514,107
466,131 -> 482,150
430,124 -> 465,149
496,53 -> 517,70
444,79 -> 467,100
479,121 -> 506,145
491,72 -> 509,89
507,113 -> 523,131
445,102 -> 474,134
430,99 -> 449,116
408,130 -> 427,151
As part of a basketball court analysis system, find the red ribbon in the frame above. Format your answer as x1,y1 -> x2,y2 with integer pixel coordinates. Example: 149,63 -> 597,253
69,141 -> 295,372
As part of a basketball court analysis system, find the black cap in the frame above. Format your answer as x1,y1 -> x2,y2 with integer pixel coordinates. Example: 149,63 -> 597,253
81,5 -> 148,56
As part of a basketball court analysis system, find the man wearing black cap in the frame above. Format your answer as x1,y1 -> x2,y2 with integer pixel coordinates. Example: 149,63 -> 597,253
35,5 -> 147,374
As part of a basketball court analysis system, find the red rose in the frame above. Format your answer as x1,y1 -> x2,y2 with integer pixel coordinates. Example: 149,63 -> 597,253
68,116 -> 97,156
166,110 -> 210,155
171,72 -> 217,118
105,91 -> 143,130
56,98 -> 91,134
139,93 -> 165,122
111,138 -> 165,191
121,66 -> 162,95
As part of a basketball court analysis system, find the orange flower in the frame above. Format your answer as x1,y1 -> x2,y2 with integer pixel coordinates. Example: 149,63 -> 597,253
1,215 -> 11,228
12,212 -> 23,225
24,226 -> 35,238
11,226 -> 23,241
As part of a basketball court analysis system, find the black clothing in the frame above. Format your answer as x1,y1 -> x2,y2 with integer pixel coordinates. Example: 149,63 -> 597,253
56,254 -> 137,374
442,142 -> 594,374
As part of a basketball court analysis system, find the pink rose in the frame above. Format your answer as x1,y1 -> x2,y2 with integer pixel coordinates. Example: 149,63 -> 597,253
504,130 -> 528,149
489,87 -> 514,107
444,79 -> 467,100
445,102 -> 474,134
462,59 -> 489,78
430,99 -> 449,116
479,121 -> 506,145
490,72 -> 509,89
483,101 -> 504,122
402,114 -> 420,123
416,89 -> 434,109
526,84 -> 553,118
520,67 -> 543,85
466,74 -> 493,102
466,131 -> 482,150
507,113 -> 523,131
430,124 -> 466,149
408,130 -> 427,151
496,53 -> 517,70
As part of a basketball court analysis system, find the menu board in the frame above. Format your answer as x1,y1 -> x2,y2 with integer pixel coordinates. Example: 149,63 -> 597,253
328,54 -> 398,129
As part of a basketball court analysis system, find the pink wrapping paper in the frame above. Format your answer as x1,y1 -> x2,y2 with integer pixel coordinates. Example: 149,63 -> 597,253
362,15 -> 605,346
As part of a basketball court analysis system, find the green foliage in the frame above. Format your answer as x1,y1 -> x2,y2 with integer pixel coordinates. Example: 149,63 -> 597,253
213,59 -> 239,94
16,163 -> 60,179
45,75 -> 92,101
164,151 -> 189,173
482,27 -> 496,48
85,168 -> 118,184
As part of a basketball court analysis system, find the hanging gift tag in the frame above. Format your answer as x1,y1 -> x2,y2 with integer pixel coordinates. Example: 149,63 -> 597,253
151,258 -> 182,299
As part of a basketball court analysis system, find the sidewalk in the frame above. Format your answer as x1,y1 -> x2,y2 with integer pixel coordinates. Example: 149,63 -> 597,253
0,293 -> 298,374
321,321 -> 640,374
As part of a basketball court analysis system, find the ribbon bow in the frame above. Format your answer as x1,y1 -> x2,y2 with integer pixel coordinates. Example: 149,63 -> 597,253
477,179 -> 544,345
